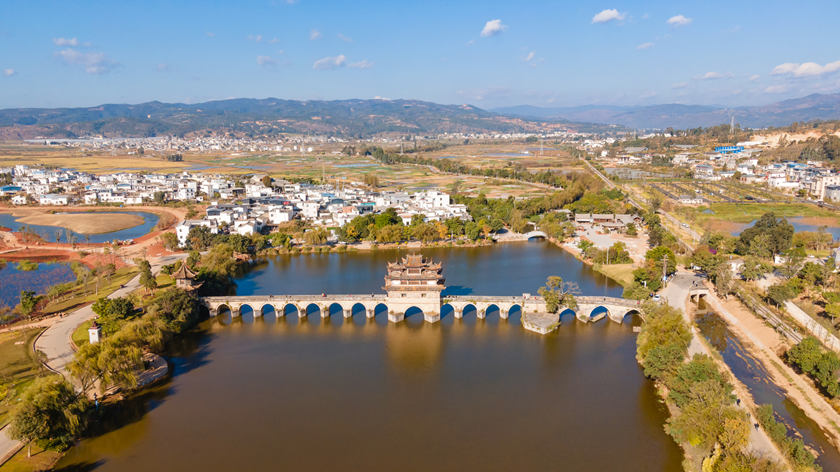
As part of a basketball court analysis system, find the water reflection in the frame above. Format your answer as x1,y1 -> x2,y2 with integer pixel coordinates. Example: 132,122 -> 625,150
56,242 -> 677,472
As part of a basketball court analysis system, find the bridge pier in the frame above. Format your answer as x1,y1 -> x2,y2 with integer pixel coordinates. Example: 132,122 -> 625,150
343,309 -> 352,319
500,310 -> 508,320
477,310 -> 486,320
454,309 -> 463,319
366,309 -> 375,319
388,312 -> 404,323
298,306 -> 308,318
424,313 -> 440,323
321,307 -> 329,319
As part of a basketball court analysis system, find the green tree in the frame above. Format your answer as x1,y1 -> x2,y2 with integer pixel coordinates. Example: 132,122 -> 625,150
91,297 -> 136,334
668,354 -> 733,408
667,379 -> 742,451
149,288 -> 200,334
714,263 -> 734,298
161,232 -> 179,251
139,260 -> 157,294
735,212 -> 794,257
646,246 -> 676,275
19,290 -> 39,319
766,283 -> 795,307
261,175 -> 273,187
537,276 -> 578,313
636,301 -> 692,381
9,376 -> 88,456
741,256 -> 771,281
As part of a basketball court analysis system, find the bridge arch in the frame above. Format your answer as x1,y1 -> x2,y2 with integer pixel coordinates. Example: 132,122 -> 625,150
238,304 -> 256,322
559,308 -> 577,325
483,304 -> 501,322
327,302 -> 345,318
215,303 -> 231,317
282,303 -> 301,319
440,303 -> 455,321
305,303 -> 322,318
259,304 -> 276,318
403,306 -> 425,325
589,306 -> 609,322
507,304 -> 522,324
621,309 -> 643,325
460,303 -> 478,322
373,302 -> 389,323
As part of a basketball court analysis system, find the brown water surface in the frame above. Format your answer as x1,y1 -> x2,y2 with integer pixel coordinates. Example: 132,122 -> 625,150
55,242 -> 682,471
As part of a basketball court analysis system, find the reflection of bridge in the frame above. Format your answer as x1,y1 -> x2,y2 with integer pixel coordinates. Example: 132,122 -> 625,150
199,294 -> 642,325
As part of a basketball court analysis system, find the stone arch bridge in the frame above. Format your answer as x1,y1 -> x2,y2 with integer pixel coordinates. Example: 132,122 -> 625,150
199,294 -> 642,325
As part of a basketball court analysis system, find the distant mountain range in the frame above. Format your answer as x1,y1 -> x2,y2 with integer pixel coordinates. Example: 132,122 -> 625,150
493,93 -> 840,129
1,92 -> 838,140
0,98 -> 582,140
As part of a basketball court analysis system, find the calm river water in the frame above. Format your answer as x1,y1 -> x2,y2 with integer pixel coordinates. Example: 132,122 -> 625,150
56,241 -> 682,471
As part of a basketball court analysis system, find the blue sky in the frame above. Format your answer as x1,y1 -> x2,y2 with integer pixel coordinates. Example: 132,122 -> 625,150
1,0 -> 839,109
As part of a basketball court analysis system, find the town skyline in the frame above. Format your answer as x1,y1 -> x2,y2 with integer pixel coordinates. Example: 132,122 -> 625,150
1,1 -> 839,109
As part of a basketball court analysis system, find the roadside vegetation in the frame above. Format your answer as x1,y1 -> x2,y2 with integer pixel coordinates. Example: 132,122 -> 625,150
635,301 -> 788,471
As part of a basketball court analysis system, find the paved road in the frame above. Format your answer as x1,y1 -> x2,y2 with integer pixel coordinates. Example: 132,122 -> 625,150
662,272 -> 785,463
0,254 -> 186,467
35,254 -> 185,375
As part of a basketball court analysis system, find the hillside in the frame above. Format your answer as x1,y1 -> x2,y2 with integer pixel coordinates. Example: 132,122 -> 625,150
494,93 -> 840,129
0,98 -> 579,140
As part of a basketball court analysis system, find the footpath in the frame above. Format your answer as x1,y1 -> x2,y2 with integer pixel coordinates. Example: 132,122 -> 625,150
704,286 -> 840,450
0,254 -> 184,466
662,272 -> 787,465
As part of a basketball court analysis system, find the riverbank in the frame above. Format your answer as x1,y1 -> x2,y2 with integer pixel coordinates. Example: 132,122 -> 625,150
662,272 -> 789,469
701,283 -> 840,454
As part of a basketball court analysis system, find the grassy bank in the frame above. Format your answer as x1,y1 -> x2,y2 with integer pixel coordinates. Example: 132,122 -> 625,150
0,328 -> 47,428
41,267 -> 139,315
592,263 -> 635,287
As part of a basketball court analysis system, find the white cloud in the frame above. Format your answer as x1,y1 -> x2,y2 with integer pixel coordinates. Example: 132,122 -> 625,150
592,9 -> 626,24
749,74 -> 760,81
248,34 -> 263,43
667,14 -> 692,26
698,71 -> 731,80
313,54 -> 346,70
636,42 -> 654,50
310,29 -> 322,40
55,48 -> 118,74
349,59 -> 373,69
2,68 -> 15,77
52,37 -> 78,46
337,33 -> 353,42
772,60 -> 840,77
269,37 -> 280,44
765,84 -> 788,94
672,81 -> 688,89
156,63 -> 169,72
257,55 -> 277,67
206,32 -> 216,38
480,19 -> 507,37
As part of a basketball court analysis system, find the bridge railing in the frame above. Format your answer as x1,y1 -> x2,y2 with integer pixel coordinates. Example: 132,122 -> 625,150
576,296 -> 640,307
200,294 -> 388,303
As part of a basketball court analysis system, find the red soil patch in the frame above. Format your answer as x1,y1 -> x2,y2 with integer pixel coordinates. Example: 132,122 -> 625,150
81,252 -> 129,270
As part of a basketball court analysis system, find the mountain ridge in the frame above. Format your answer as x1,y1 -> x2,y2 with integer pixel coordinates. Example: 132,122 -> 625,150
492,93 -> 840,129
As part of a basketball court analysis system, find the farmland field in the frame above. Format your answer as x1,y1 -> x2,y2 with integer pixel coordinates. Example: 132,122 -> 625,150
0,143 -> 555,198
